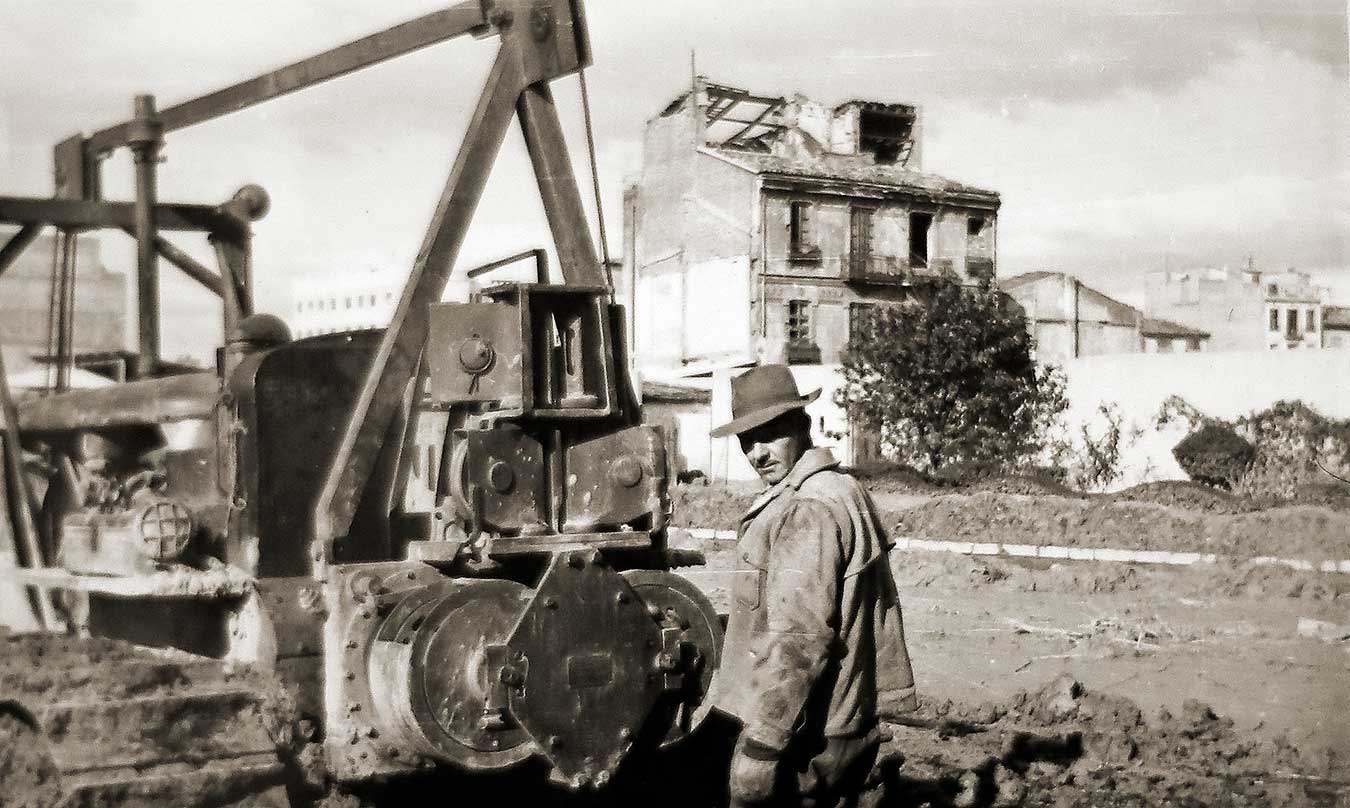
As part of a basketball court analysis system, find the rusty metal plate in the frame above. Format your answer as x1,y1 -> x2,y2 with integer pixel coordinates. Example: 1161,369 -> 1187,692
426,302 -> 524,408
620,570 -> 724,747
455,427 -> 547,533
505,551 -> 664,787
562,425 -> 666,533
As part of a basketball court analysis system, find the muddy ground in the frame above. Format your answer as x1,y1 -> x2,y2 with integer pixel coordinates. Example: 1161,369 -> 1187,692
674,477 -> 1350,560
3,475 -> 1347,807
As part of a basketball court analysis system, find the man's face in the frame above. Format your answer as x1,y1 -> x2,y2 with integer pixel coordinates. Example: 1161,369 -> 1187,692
738,413 -> 808,486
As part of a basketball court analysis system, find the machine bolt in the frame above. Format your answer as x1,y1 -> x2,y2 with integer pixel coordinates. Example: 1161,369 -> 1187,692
595,771 -> 611,787
618,728 -> 632,742
348,702 -> 361,713
543,596 -> 558,609
346,640 -> 358,650
407,570 -> 417,580
615,591 -> 629,605
345,672 -> 356,681
547,735 -> 564,750
646,603 -> 662,619
572,773 -> 591,790
656,652 -> 679,671
589,549 -> 606,567
567,553 -> 585,569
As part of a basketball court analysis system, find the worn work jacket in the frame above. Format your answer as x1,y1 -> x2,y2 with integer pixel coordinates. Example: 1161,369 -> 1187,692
710,447 -> 917,753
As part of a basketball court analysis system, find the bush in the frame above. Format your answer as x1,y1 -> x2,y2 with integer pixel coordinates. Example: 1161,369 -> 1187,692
1173,423 -> 1256,489
836,274 -> 1067,473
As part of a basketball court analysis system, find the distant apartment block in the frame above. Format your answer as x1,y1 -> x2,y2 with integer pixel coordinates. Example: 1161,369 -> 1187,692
1145,267 -> 1328,351
999,271 -> 1207,364
1322,306 -> 1350,349
288,271 -> 402,338
622,77 -> 1000,373
0,230 -> 126,376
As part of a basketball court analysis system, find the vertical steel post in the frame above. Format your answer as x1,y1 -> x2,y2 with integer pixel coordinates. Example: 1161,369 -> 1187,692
128,95 -> 164,378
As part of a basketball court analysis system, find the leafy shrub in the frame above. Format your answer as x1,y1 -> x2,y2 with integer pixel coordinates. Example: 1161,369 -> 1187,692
837,274 -> 1068,473
1173,423 -> 1256,490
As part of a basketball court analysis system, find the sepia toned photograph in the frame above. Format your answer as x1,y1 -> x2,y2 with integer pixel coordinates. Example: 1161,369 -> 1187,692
0,1 -> 1346,806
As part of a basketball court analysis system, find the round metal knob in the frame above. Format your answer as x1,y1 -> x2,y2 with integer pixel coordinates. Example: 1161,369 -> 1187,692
458,335 -> 495,374
487,461 -> 515,494
610,456 -> 643,488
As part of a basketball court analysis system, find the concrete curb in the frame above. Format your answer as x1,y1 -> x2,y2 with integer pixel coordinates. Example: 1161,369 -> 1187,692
683,527 -> 1350,574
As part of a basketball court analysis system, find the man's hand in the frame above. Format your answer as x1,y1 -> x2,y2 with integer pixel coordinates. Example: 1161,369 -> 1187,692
729,745 -> 779,804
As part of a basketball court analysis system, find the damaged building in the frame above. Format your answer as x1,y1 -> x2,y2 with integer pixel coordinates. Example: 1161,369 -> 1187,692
622,78 -> 1000,373
621,78 -> 999,474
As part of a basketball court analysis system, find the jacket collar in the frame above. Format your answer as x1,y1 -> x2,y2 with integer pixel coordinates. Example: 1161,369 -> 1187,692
741,447 -> 840,523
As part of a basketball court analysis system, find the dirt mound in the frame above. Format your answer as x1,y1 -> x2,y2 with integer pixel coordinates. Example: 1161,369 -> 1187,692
893,492 -> 1350,561
0,712 -> 61,808
890,549 -> 1346,602
670,483 -> 757,530
1282,482 -> 1350,512
849,463 -> 940,495
879,675 -> 1341,807
968,474 -> 1081,499
1107,481 -> 1256,514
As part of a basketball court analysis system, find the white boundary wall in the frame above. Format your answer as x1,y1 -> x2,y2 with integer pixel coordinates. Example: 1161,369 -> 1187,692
1060,349 -> 1350,487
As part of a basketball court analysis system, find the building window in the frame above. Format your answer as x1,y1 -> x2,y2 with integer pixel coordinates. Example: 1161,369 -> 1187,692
1269,309 -> 1279,331
1307,310 -> 1317,331
849,207 -> 873,277
1267,283 -> 1278,296
967,216 -> 986,238
909,211 -> 932,269
789,201 -> 818,258
787,300 -> 811,342
1156,338 -> 1173,353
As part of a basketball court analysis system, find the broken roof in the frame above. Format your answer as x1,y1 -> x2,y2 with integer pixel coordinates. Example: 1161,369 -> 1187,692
709,148 -> 998,202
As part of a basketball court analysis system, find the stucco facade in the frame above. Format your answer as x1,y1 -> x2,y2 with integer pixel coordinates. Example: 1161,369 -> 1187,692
1145,267 -> 1327,352
999,271 -> 1208,364
622,78 -> 1001,375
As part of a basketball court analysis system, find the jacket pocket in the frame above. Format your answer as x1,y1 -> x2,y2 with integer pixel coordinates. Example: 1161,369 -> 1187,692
733,567 -> 764,611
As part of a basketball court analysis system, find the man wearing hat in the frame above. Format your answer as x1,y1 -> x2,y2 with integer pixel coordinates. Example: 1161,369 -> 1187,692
709,364 -> 916,808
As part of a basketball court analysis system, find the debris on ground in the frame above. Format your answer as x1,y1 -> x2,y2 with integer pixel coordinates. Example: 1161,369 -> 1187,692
876,675 -> 1346,807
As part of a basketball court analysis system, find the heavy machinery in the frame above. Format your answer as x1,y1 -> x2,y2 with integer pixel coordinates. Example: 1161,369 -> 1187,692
0,2 -> 722,804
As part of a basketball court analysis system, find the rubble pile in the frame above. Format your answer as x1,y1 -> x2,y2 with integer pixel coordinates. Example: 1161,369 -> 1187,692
878,675 -> 1345,807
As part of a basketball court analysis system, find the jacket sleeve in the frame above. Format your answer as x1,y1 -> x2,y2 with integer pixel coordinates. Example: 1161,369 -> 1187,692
742,498 -> 844,753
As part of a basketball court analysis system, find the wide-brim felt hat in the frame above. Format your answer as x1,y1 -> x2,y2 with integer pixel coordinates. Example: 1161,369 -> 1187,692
710,364 -> 820,438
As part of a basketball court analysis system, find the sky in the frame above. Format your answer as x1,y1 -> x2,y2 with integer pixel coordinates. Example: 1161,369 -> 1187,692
2,0 -> 1347,360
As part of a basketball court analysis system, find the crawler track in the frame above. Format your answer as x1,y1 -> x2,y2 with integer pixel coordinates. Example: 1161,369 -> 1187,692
0,634 -> 294,808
